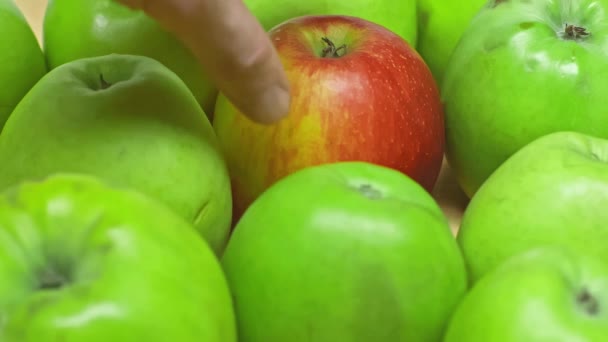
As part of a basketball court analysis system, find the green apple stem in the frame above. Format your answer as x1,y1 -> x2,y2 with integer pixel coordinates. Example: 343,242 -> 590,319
563,23 -> 590,40
39,268 -> 68,290
99,74 -> 112,90
577,288 -> 599,315
358,184 -> 382,200
321,37 -> 347,58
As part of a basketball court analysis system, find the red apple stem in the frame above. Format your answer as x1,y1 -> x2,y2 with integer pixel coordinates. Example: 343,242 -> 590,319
321,37 -> 347,58
563,23 -> 590,40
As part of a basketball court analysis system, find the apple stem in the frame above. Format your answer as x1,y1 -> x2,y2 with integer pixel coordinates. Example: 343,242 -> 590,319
39,268 -> 67,290
321,37 -> 347,58
563,23 -> 590,40
99,74 -> 112,90
577,288 -> 599,315
358,184 -> 382,200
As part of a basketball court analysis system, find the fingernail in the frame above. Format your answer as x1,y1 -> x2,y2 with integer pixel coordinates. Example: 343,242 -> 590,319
250,84 -> 291,124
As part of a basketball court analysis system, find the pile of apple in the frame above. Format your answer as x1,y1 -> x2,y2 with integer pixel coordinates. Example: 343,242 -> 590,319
1,0 -> 607,340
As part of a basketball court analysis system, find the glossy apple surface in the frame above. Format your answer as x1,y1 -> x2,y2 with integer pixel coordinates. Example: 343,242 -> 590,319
0,53 -> 232,255
213,15 -> 444,222
0,0 -> 46,128
244,0 -> 418,45
457,131 -> 608,283
221,162 -> 467,341
0,173 -> 236,341
444,247 -> 608,341
415,0 -> 486,86
43,0 -> 217,116
442,0 -> 608,197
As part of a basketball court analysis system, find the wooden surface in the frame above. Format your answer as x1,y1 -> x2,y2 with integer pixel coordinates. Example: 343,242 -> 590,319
15,0 -> 468,234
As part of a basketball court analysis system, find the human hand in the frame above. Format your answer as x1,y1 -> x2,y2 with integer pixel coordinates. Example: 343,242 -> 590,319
116,0 -> 290,124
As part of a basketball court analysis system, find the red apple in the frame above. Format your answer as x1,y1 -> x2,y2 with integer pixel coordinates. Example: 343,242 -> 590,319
213,15 -> 444,222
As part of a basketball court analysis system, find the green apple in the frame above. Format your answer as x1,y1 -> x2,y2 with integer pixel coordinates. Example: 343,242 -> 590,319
0,0 -> 46,128
42,0 -> 217,116
444,247 -> 608,341
457,131 -> 608,284
0,53 -> 232,256
221,161 -> 467,341
0,173 -> 236,341
441,0 -> 608,197
243,0 -> 418,45
415,0 -> 486,86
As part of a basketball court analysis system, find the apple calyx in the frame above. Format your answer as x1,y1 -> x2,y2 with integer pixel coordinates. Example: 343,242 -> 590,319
38,268 -> 69,290
562,23 -> 590,40
358,184 -> 382,200
99,74 -> 112,90
320,37 -> 347,58
577,288 -> 599,316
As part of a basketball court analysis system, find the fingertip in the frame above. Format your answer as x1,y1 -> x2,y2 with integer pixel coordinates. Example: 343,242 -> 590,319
260,83 -> 292,124
114,0 -> 292,125
243,83 -> 291,125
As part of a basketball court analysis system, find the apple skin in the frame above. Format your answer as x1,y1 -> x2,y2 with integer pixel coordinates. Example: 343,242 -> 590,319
221,161 -> 468,341
415,0 -> 486,86
457,131 -> 608,284
0,173 -> 236,341
213,15 -> 444,222
42,0 -> 217,116
244,0 -> 417,45
0,0 -> 46,128
0,53 -> 232,256
444,247 -> 608,341
441,0 -> 608,197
